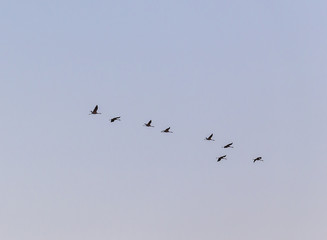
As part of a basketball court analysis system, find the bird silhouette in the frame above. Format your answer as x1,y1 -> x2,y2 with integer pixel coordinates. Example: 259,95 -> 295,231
223,142 -> 233,148
144,120 -> 154,127
205,134 -> 215,141
217,155 -> 227,162
253,157 -> 263,163
110,117 -> 121,122
161,127 -> 173,133
89,105 -> 101,115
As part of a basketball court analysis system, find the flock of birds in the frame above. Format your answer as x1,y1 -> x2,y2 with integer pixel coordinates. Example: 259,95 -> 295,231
89,105 -> 263,163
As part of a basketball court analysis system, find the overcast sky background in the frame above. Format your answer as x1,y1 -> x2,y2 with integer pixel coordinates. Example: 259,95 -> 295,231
0,1 -> 326,239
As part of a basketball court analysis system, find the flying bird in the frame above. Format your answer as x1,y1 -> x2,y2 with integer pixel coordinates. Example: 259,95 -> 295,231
253,157 -> 263,163
223,142 -> 233,148
217,155 -> 227,162
205,133 -> 215,141
89,105 -> 101,115
144,120 -> 154,127
161,127 -> 173,133
110,116 -> 121,122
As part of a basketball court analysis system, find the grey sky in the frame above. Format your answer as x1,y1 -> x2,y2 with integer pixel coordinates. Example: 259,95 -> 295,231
0,1 -> 326,239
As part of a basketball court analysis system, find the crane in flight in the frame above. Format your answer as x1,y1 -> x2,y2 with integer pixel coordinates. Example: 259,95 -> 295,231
144,120 -> 154,127
217,155 -> 227,162
110,117 -> 121,122
223,142 -> 233,148
205,134 -> 214,141
253,157 -> 263,163
89,105 -> 101,115
161,127 -> 173,133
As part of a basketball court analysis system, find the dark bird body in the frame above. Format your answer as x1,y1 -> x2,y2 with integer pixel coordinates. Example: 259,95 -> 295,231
144,120 -> 154,127
205,134 -> 214,141
253,157 -> 263,163
223,142 -> 233,148
90,105 -> 101,115
110,117 -> 121,122
161,127 -> 173,133
217,155 -> 227,162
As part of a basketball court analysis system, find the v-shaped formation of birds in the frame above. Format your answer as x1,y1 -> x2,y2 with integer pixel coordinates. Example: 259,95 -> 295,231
90,105 -> 263,164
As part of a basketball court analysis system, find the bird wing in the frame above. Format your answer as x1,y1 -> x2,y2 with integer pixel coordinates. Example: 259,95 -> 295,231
148,120 -> 152,125
93,105 -> 98,112
209,134 -> 213,139
111,117 -> 120,122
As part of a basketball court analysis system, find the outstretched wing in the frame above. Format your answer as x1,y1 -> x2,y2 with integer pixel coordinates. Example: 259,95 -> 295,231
148,120 -> 152,125
111,116 -> 121,122
217,155 -> 226,161
93,105 -> 98,112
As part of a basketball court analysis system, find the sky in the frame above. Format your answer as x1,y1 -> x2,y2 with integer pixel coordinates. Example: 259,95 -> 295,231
0,1 -> 326,239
